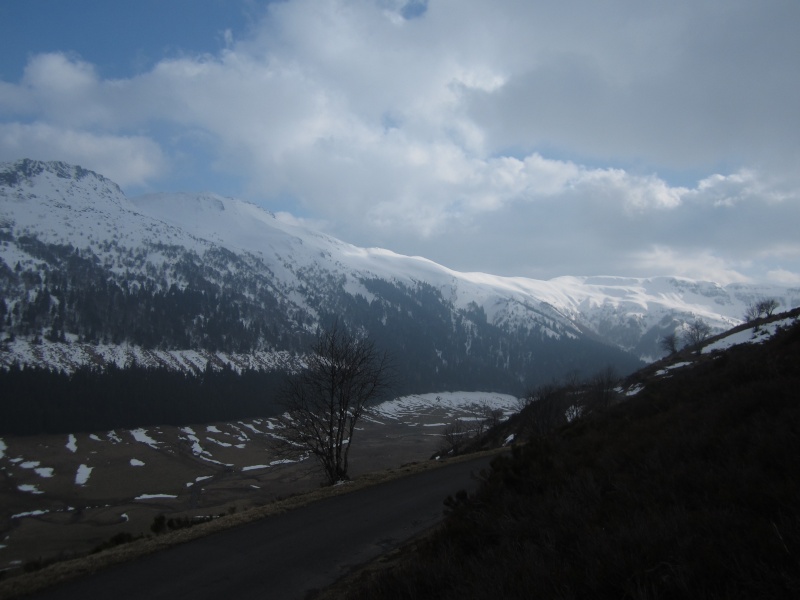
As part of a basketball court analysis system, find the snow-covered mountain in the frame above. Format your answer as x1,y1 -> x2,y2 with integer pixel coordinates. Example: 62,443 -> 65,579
1,159 -> 798,391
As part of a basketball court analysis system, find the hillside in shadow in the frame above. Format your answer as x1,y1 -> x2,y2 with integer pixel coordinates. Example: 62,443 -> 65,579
337,311 -> 800,599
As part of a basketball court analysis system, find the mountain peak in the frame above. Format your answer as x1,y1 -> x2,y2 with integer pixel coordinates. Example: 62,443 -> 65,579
0,159 -> 121,194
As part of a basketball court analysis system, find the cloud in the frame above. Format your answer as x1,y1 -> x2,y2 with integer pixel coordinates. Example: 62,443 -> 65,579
0,122 -> 166,187
0,0 -> 798,284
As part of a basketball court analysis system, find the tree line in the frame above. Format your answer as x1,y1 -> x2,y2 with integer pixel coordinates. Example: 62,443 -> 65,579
0,363 -> 285,436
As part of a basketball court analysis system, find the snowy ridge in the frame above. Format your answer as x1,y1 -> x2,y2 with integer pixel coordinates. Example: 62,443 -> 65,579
2,159 -> 799,374
130,188 -> 800,352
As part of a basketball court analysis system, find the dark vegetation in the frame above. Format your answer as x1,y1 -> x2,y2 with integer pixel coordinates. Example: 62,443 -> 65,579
0,363 -> 284,435
338,314 -> 800,599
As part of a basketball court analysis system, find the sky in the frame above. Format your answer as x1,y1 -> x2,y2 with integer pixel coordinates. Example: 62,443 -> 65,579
1,0 -> 799,285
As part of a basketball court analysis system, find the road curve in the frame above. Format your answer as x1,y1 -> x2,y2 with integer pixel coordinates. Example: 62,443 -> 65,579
29,455 -> 496,600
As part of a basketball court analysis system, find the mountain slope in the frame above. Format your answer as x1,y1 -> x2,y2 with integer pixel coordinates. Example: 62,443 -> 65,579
1,159 -> 797,393
329,311 -> 800,599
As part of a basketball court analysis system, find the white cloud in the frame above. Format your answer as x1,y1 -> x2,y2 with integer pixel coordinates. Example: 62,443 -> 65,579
765,269 -> 800,287
0,0 -> 798,283
0,122 -> 166,187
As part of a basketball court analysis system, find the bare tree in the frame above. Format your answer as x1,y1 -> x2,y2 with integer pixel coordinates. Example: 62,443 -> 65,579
682,319 -> 712,354
744,302 -> 761,323
759,298 -> 780,317
745,298 -> 780,323
272,322 -> 392,485
479,400 -> 504,431
659,332 -> 679,356
439,419 -> 474,456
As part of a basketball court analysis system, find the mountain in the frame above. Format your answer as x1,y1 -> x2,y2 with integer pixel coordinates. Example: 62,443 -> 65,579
1,159 -> 797,395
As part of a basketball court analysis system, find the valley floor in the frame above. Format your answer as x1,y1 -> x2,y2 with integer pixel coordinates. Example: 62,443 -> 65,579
0,392 -> 517,575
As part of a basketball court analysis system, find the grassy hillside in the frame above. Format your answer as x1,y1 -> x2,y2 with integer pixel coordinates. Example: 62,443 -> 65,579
338,314 -> 800,599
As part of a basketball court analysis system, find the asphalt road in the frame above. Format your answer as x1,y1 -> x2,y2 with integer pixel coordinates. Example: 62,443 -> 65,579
29,455 -> 496,600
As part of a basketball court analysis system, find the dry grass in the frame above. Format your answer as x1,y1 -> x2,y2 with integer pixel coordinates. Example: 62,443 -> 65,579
0,447 -> 506,599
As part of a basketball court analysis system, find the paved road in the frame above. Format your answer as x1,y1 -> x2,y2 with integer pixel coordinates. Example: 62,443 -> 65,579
30,455 -> 495,600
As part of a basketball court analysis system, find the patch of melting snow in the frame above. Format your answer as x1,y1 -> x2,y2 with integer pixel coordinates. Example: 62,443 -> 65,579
12,509 -> 49,519
130,458 -> 145,467
242,464 -> 269,471
66,434 -> 77,453
75,464 -> 93,486
0,438 -> 6,460
34,467 -> 54,478
270,457 -> 303,466
89,434 -> 102,442
207,425 -> 221,433
241,422 -> 264,434
107,430 -> 122,443
187,475 -> 213,487
20,461 -> 40,469
121,513 -> 129,522
17,484 -> 44,495
626,384 -> 645,396
371,391 -> 519,420
207,437 -> 232,448
655,362 -> 692,376
131,428 -> 159,448
702,316 -> 797,354
504,433 -> 516,445
181,428 -> 208,456
198,456 -> 234,467
136,494 -> 177,500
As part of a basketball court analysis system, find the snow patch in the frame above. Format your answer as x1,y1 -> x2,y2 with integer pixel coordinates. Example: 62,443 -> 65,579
187,475 -> 214,487
131,428 -> 159,448
75,464 -> 93,486
17,484 -> 44,495
207,437 -> 232,448
702,316 -> 798,354
130,458 -> 145,467
66,434 -> 77,452
136,494 -> 177,500
655,362 -> 692,376
12,509 -> 49,519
